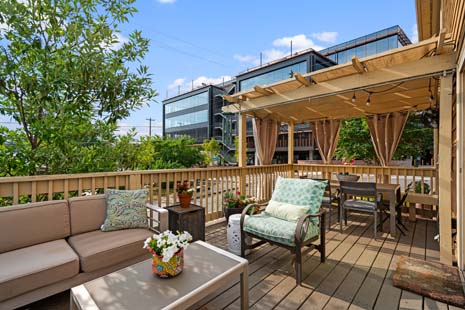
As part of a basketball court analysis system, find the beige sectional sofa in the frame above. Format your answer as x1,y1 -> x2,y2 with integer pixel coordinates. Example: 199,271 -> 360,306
0,195 -> 168,310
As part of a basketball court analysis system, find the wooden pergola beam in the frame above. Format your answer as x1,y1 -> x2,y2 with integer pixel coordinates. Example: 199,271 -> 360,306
254,86 -> 274,96
351,56 -> 366,73
222,53 -> 456,114
295,72 -> 311,86
436,28 -> 446,55
223,95 -> 239,103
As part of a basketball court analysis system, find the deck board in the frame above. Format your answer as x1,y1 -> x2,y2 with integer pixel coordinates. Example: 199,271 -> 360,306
199,213 -> 457,310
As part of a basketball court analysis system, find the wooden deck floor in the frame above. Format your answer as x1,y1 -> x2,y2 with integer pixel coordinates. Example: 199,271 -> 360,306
21,212 -> 462,310
197,213 -> 462,310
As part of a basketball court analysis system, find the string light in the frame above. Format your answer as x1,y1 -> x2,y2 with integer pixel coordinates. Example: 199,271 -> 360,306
366,93 -> 371,107
351,92 -> 356,103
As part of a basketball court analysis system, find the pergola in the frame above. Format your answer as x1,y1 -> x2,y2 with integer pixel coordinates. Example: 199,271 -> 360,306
223,34 -> 457,262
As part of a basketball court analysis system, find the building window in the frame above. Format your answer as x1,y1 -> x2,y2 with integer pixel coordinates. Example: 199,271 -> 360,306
165,91 -> 208,113
239,61 -> 307,91
165,110 -> 208,129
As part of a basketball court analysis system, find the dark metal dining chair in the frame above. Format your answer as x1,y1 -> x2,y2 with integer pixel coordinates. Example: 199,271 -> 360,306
339,181 -> 384,239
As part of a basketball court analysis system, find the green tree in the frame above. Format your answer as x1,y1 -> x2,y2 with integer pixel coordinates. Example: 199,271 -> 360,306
0,0 -> 156,175
336,114 -> 434,163
336,118 -> 376,162
202,138 -> 221,165
151,136 -> 206,169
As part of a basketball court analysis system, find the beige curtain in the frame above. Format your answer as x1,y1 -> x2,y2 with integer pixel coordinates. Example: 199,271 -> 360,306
366,112 -> 409,166
252,117 -> 280,165
313,119 -> 341,164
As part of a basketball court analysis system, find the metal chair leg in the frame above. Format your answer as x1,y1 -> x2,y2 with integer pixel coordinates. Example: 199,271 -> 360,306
295,248 -> 302,285
373,211 -> 377,239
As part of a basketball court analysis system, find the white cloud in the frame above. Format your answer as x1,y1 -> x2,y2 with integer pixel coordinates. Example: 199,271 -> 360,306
168,78 -> 186,90
167,75 -> 232,95
157,0 -> 176,3
311,31 -> 338,43
261,48 -> 288,62
411,24 -> 418,43
273,34 -> 324,51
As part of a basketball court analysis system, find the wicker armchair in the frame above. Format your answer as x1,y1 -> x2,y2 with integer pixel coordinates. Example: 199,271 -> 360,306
240,177 -> 327,285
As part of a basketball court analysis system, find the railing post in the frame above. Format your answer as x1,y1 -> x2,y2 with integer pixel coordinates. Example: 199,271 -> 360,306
238,113 -> 247,194
129,174 -> 142,190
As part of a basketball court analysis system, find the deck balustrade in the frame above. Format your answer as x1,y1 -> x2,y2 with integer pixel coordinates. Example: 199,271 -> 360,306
0,164 -> 438,222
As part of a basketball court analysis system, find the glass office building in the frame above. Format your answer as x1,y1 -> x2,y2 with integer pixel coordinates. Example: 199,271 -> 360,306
162,25 -> 412,164
319,26 -> 411,64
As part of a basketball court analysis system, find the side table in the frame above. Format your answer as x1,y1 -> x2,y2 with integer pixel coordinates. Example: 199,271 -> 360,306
166,204 -> 205,241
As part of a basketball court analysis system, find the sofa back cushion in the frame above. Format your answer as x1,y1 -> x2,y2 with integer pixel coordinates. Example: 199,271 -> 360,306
0,200 -> 70,253
68,194 -> 107,235
265,177 -> 326,222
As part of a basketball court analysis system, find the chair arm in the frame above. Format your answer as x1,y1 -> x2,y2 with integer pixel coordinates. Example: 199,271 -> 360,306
295,209 -> 326,244
146,203 -> 169,233
240,202 -> 268,230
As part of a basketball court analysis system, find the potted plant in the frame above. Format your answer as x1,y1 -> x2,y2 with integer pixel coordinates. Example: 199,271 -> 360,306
336,172 -> 360,182
176,181 -> 194,208
143,230 -> 192,278
223,191 -> 257,221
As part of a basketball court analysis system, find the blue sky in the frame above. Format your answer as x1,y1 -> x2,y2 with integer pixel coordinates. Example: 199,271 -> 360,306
1,0 -> 418,136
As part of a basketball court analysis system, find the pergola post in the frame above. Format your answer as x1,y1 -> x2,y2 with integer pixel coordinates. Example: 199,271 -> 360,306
288,120 -> 295,177
439,74 -> 453,264
238,113 -> 247,194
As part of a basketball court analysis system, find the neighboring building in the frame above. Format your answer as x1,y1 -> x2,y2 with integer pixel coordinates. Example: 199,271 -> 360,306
162,25 -> 412,164
319,25 -> 411,63
162,82 -> 236,164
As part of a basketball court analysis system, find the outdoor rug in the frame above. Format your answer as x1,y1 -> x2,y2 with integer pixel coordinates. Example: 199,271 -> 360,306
393,255 -> 465,307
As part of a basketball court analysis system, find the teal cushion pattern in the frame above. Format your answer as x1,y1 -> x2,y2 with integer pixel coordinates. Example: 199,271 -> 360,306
101,189 -> 148,232
244,213 -> 319,246
266,177 -> 327,222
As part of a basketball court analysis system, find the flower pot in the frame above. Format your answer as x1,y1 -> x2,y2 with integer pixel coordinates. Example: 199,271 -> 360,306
224,207 -> 244,222
178,193 -> 192,208
152,248 -> 184,278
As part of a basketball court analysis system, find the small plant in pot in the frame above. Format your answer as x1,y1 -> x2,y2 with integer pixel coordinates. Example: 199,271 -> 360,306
177,181 -> 194,208
143,230 -> 192,278
223,191 -> 257,221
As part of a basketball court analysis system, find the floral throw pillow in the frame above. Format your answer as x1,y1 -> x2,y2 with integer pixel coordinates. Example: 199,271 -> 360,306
101,189 -> 148,232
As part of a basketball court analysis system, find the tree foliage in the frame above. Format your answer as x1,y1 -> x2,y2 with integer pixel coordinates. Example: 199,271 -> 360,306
336,118 -> 376,162
0,0 -> 156,174
335,114 -> 434,163
202,138 -> 221,164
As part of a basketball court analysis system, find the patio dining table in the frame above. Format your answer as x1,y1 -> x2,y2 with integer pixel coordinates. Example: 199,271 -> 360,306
331,181 -> 401,238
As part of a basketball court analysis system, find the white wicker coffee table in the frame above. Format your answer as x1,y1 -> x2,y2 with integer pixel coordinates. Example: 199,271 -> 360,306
70,241 -> 249,310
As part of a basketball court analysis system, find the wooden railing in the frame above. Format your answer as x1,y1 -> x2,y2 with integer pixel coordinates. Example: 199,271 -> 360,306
0,164 -> 437,222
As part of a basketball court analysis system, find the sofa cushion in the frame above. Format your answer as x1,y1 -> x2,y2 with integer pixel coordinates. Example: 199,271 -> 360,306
244,213 -> 319,246
68,229 -> 152,273
101,189 -> 149,232
69,194 -> 107,235
0,200 -> 70,253
0,239 -> 79,302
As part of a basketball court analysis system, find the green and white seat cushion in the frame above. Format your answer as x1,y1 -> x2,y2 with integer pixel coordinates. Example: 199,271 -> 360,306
243,213 -> 319,246
264,177 -> 327,223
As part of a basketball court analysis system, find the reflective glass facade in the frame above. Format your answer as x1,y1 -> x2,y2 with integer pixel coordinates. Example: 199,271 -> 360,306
165,91 -> 208,113
239,61 -> 307,91
325,35 -> 399,64
165,110 -> 208,129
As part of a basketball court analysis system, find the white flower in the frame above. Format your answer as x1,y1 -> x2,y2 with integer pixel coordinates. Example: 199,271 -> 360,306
143,237 -> 151,249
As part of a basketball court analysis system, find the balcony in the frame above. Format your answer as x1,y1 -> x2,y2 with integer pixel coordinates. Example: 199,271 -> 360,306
0,164 -> 450,309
